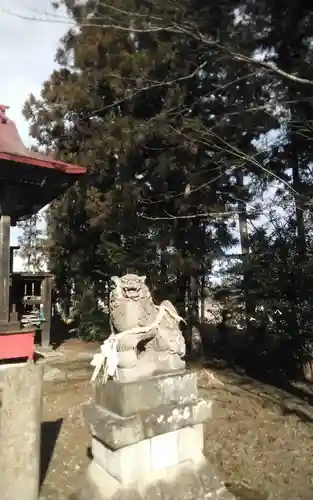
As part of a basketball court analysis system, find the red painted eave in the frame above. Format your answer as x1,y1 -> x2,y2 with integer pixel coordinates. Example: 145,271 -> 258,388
0,104 -> 86,176
0,152 -> 86,175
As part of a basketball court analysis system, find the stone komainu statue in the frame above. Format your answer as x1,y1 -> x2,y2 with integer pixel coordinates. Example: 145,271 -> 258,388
109,274 -> 186,382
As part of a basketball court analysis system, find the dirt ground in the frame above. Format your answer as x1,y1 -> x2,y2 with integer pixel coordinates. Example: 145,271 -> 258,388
38,341 -> 313,500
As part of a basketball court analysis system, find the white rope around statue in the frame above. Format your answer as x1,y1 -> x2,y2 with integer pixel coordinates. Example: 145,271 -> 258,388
90,303 -> 186,384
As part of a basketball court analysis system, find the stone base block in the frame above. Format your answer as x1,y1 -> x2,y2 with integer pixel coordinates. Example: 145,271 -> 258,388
91,425 -> 204,484
94,371 -> 198,417
75,460 -> 236,500
83,398 -> 212,450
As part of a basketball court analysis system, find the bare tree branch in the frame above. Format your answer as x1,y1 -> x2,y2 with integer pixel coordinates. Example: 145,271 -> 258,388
232,55 -> 313,86
89,61 -> 207,117
139,209 -> 249,220
4,5 -> 313,86
1,7 -> 173,32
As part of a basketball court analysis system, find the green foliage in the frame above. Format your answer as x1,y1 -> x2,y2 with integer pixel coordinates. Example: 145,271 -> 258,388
74,288 -> 110,341
23,0 -> 248,327
20,1 -> 313,365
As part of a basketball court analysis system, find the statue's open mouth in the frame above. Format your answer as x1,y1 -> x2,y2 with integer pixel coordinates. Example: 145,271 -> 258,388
123,286 -> 140,299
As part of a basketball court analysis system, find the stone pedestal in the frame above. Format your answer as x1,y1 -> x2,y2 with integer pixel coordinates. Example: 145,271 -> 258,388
77,371 -> 235,500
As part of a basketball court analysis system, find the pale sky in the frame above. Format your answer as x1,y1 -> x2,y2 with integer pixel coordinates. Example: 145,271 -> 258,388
0,0 -> 69,268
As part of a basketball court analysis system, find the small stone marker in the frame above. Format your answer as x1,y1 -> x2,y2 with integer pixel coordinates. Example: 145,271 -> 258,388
0,362 -> 43,500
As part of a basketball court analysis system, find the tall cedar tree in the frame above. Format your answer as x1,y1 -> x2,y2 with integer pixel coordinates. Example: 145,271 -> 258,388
24,0 -> 313,335
23,0 -> 262,319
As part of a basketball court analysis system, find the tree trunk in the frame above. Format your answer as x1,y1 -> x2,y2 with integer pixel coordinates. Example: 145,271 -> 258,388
176,269 -> 187,319
290,156 -> 304,346
235,169 -> 253,331
189,273 -> 199,326
200,268 -> 205,323
292,160 -> 306,256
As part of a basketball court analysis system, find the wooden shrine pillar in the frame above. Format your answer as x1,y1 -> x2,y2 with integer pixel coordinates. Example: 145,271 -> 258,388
0,215 -> 10,324
40,276 -> 53,348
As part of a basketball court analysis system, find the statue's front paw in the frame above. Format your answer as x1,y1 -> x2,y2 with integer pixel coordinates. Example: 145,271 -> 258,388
117,349 -> 138,368
118,334 -> 141,350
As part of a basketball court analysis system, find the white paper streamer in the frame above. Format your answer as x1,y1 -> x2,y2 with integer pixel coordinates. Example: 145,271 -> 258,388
90,303 -> 186,384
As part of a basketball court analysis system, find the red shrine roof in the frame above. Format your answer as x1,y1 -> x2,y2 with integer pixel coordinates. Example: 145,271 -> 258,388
0,105 -> 87,223
0,104 -> 86,175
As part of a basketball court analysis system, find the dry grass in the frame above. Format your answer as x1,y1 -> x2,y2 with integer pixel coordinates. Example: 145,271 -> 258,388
197,367 -> 313,500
